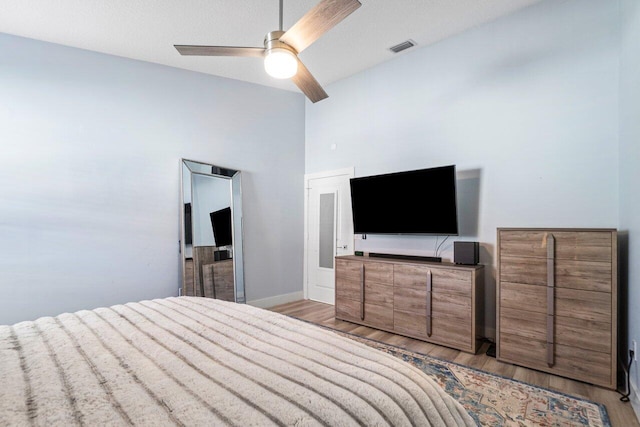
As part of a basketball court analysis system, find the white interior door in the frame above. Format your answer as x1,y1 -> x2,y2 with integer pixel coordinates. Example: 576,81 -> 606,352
304,169 -> 354,304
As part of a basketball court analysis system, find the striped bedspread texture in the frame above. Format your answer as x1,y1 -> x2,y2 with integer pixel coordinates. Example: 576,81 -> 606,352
0,296 -> 475,426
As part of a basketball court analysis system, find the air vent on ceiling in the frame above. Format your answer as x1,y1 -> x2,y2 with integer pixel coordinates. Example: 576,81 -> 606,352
389,39 -> 416,53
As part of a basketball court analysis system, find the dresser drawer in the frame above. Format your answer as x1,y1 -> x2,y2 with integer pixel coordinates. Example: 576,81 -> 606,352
429,316 -> 472,350
335,258 -> 395,284
499,333 -> 613,387
363,302 -> 394,330
335,275 -> 361,301
337,260 -> 396,299
394,284 -> 471,319
555,260 -> 612,293
364,282 -> 393,306
394,309 -> 427,338
500,307 -> 611,353
394,264 -> 471,296
500,307 -> 546,340
500,281 -> 612,323
393,309 -> 471,350
363,262 -> 394,284
432,293 -> 471,321
500,230 -> 613,262
335,298 -> 361,323
394,285 -> 426,314
555,287 -> 612,323
555,315 -> 611,354
499,282 -> 547,314
335,259 -> 362,279
499,255 -> 612,293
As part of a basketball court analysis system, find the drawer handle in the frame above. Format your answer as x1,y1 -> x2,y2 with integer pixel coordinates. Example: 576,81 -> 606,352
426,270 -> 432,337
360,265 -> 365,321
546,234 -> 555,367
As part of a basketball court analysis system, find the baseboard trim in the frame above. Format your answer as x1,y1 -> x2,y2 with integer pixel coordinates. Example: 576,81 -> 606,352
631,379 -> 640,424
247,291 -> 304,309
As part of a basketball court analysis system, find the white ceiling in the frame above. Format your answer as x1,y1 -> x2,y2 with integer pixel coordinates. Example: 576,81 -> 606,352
1,0 -> 543,94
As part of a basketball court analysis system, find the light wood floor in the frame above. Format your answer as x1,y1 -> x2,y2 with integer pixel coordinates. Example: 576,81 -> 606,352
268,299 -> 639,427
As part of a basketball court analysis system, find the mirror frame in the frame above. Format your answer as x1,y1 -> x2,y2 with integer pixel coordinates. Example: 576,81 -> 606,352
180,158 -> 245,303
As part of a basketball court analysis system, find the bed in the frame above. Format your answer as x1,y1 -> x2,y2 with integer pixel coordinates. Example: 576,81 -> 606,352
0,296 -> 475,426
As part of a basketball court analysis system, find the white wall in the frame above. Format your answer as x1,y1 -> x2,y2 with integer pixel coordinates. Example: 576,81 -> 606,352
305,0 -> 620,338
0,33 -> 305,324
619,0 -> 640,416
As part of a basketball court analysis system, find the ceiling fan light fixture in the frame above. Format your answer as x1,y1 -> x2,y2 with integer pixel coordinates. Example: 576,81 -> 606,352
264,48 -> 298,79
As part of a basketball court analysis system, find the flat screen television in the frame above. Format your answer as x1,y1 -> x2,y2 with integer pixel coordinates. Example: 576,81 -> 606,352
350,165 -> 458,235
210,207 -> 233,247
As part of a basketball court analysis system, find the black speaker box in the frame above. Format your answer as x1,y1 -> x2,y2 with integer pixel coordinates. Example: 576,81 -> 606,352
454,241 -> 479,265
214,250 -> 231,261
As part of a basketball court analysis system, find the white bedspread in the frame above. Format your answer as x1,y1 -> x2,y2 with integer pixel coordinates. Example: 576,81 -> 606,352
0,296 -> 475,426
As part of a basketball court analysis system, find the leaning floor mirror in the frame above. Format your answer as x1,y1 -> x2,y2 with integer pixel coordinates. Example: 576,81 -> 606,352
180,159 -> 245,303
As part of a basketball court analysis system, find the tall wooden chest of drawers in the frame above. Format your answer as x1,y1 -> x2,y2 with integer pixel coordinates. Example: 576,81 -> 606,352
335,255 -> 484,354
496,228 -> 618,389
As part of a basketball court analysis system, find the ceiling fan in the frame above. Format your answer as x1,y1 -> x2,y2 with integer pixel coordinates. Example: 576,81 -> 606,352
174,0 -> 362,103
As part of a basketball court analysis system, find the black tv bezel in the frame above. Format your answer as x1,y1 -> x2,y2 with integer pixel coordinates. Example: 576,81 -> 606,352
349,165 -> 459,236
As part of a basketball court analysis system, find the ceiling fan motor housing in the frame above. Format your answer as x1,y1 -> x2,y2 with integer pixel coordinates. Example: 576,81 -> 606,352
264,31 -> 297,55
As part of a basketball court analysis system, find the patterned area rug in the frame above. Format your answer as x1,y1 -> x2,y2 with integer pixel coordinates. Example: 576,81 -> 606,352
325,327 -> 611,427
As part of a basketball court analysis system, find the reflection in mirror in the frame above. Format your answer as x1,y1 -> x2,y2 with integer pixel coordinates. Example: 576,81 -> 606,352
180,159 -> 245,303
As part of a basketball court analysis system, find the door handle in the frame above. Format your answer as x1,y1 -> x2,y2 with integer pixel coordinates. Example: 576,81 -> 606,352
546,234 -> 556,367
337,245 -> 347,249
426,270 -> 432,337
360,265 -> 365,321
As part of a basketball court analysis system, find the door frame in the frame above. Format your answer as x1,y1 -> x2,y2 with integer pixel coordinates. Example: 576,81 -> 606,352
303,167 -> 355,301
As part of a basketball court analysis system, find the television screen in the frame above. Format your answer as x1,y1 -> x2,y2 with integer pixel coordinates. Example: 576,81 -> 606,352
350,165 -> 458,235
210,207 -> 233,247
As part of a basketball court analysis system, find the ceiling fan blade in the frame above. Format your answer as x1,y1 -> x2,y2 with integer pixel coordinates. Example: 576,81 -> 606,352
280,0 -> 361,53
292,58 -> 328,103
174,45 -> 265,58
